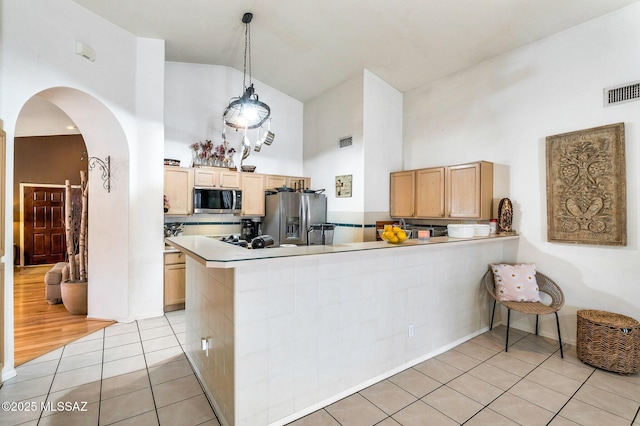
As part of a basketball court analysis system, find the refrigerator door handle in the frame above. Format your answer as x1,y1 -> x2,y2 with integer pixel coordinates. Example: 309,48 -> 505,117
301,194 -> 309,245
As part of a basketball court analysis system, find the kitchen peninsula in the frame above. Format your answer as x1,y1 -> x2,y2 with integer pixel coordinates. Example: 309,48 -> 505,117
166,234 -> 519,426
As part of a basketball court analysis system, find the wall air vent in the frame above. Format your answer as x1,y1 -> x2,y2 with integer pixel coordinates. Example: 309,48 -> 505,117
604,81 -> 640,107
338,136 -> 353,149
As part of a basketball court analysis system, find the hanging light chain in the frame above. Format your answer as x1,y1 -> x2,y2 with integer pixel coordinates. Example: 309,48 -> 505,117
243,14 -> 252,91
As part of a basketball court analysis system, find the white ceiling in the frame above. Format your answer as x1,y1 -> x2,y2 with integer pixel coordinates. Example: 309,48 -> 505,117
18,0 -> 640,136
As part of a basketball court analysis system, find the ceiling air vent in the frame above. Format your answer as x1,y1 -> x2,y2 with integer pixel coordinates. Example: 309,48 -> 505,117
338,136 -> 353,149
604,81 -> 640,107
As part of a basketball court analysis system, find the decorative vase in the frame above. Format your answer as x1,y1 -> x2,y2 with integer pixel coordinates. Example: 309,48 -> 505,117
61,280 -> 88,315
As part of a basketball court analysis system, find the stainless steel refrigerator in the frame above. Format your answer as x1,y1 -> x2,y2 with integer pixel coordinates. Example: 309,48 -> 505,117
263,192 -> 327,246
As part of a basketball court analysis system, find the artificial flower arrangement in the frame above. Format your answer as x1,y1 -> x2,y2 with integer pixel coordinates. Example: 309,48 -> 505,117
191,140 -> 236,167
163,195 -> 170,213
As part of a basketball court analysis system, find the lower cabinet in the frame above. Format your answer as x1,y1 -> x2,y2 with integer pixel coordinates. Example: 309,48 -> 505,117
164,251 -> 185,312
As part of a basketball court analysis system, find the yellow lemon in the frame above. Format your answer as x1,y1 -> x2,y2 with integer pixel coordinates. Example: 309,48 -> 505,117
397,230 -> 407,241
388,235 -> 399,243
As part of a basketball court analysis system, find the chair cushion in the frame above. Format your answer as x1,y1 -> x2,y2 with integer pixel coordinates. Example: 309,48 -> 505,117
491,263 -> 541,302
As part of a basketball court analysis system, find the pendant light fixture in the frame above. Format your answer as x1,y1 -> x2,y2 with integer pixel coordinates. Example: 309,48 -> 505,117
223,12 -> 271,130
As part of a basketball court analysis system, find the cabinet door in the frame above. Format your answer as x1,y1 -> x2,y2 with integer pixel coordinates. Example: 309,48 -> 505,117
164,263 -> 186,307
390,171 -> 415,217
415,167 -> 445,218
447,162 -> 493,219
194,169 -> 217,187
286,177 -> 311,191
164,166 -> 193,215
264,175 -> 287,190
241,173 -> 266,216
218,171 -> 241,188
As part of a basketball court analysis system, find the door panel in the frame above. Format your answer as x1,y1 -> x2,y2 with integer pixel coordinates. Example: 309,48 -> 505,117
23,186 -> 78,265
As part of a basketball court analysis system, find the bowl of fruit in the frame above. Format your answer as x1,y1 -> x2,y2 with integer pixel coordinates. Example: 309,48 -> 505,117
378,226 -> 412,244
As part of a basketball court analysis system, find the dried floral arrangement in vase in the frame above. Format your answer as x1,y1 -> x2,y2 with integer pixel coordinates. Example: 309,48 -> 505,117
191,140 -> 236,168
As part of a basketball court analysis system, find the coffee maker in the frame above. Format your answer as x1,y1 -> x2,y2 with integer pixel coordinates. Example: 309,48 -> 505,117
240,218 -> 261,242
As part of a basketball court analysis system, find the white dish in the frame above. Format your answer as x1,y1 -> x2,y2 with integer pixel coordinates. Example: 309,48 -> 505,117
473,224 -> 491,237
447,224 -> 476,239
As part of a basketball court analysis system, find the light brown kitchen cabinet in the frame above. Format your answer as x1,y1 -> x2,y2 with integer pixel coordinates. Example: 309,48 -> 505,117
415,167 -> 445,218
390,161 -> 493,220
194,168 -> 241,188
264,175 -> 287,190
390,171 -> 415,217
164,166 -> 193,215
286,176 -> 311,191
447,161 -> 493,219
241,173 -> 266,216
164,251 -> 185,312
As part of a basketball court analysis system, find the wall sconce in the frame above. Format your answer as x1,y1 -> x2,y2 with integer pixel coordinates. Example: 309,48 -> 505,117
81,152 -> 111,193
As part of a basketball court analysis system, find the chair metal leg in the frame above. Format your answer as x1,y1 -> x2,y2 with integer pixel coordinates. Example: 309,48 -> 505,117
555,312 -> 564,358
490,300 -> 496,330
505,308 -> 511,352
535,315 -> 539,335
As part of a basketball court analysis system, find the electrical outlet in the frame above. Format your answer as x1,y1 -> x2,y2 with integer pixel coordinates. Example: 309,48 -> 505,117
408,324 -> 414,337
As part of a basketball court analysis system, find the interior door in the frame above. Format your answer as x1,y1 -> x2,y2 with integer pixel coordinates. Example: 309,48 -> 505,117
23,186 -> 79,265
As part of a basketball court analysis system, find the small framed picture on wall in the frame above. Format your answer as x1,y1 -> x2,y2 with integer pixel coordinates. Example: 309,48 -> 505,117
335,175 -> 352,198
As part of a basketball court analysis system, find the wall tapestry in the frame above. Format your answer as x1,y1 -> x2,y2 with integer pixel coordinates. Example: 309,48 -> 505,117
545,122 -> 626,246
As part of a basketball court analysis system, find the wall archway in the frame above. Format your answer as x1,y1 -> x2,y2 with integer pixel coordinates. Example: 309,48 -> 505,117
29,87 -> 131,321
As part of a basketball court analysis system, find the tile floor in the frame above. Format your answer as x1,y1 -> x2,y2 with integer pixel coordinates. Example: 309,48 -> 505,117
1,311 -> 639,426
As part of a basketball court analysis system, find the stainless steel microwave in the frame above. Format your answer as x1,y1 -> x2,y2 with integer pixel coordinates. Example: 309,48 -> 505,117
193,187 -> 242,214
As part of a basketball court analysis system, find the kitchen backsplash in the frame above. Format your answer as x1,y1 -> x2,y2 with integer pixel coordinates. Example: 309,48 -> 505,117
164,214 -> 241,237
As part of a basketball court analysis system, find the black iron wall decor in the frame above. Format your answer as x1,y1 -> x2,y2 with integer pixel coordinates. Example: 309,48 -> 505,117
545,123 -> 626,246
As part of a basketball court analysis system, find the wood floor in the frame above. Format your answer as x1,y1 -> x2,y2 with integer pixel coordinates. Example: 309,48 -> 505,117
13,265 -> 114,366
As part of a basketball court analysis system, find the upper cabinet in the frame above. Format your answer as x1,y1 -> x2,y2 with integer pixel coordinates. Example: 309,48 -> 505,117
194,168 -> 241,188
240,173 -> 266,217
264,175 -> 287,190
389,171 -> 415,217
164,166 -> 194,215
390,161 -> 493,220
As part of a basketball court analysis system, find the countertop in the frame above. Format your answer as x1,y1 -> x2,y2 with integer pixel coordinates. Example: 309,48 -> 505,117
165,233 -> 519,267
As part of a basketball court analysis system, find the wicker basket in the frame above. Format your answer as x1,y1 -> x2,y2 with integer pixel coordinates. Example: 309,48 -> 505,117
576,309 -> 640,374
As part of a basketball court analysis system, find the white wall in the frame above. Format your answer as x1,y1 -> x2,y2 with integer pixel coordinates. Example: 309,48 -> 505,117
304,70 -> 403,243
164,62 -> 303,176
1,0 -> 165,379
403,4 -> 640,341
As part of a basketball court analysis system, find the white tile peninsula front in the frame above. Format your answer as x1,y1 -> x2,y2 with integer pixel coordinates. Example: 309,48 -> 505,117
168,235 -> 519,425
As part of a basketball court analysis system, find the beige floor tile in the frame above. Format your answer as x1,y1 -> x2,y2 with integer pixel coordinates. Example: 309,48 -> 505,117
387,368 -> 441,398
156,394 -> 216,425
56,350 -> 103,373
9,359 -> 59,383
587,369 -> 640,402
501,345 -> 550,366
21,347 -> 63,365
540,356 -> 595,382
465,408 -> 519,425
152,374 -> 204,408
99,387 -> 156,425
435,349 -> 483,371
413,358 -> 464,383
62,338 -> 104,357
170,321 -> 186,334
144,346 -> 186,366
392,400 -> 457,425
573,383 -> 639,421
0,394 -> 47,425
102,354 -> 147,379
0,375 -> 53,401
508,379 -> 570,413
376,418 -> 401,426
467,362 -> 521,390
50,364 -> 102,393
558,398 -> 631,426
44,381 -> 101,414
104,331 -> 141,349
453,340 -> 500,361
447,372 -> 504,405
421,385 -> 483,423
359,379 -> 417,415
72,329 -> 104,343
489,392 -> 555,426
289,409 -> 341,426
101,369 -> 151,401
140,325 -> 175,341
547,416 -> 581,425
105,321 -> 139,337
514,333 -> 561,354
486,352 -> 537,377
325,394 -> 387,426
525,366 -> 583,396
38,401 -> 99,426
141,334 -> 180,353
470,333 -> 508,352
103,341 -> 144,363
137,316 -> 170,331
109,410 -> 160,425
148,357 -> 195,385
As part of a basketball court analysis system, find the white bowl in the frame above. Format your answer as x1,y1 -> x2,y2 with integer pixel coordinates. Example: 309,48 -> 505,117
447,224 -> 476,239
473,224 -> 491,237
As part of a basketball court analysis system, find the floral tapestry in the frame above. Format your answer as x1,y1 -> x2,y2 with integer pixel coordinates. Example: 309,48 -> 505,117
545,123 -> 626,246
